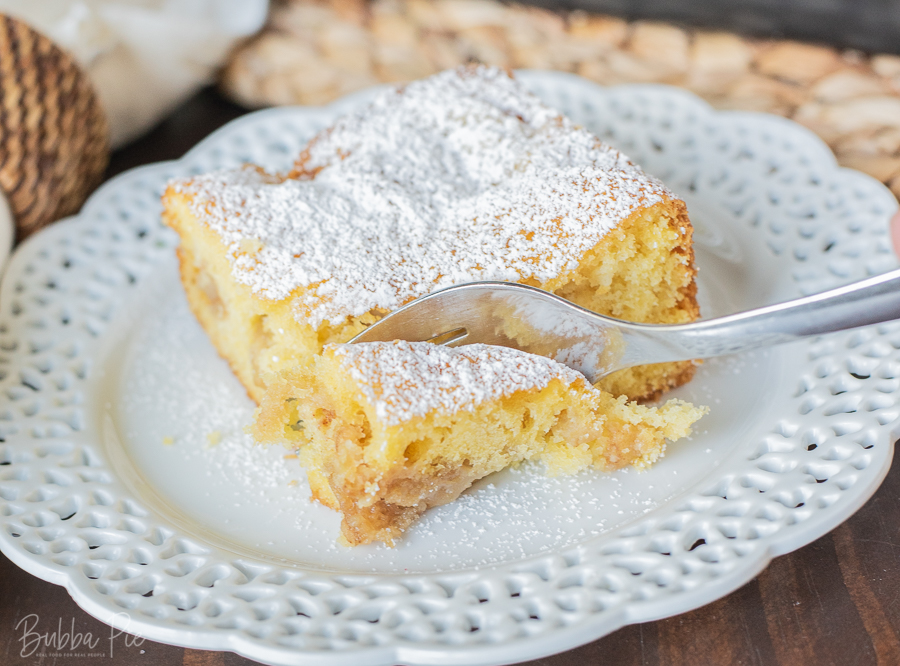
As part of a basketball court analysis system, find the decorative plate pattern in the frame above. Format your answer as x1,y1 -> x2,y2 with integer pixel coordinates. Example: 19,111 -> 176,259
1,72 -> 899,666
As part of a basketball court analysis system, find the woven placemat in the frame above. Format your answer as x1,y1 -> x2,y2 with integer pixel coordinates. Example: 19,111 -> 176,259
0,14 -> 109,239
221,0 -> 900,200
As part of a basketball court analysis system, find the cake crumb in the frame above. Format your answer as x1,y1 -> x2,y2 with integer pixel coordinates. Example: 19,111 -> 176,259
206,431 -> 222,448
283,453 -> 298,459
162,436 -> 174,446
237,237 -> 264,256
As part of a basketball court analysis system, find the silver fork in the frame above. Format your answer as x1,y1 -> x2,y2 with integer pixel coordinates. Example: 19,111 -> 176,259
350,269 -> 900,383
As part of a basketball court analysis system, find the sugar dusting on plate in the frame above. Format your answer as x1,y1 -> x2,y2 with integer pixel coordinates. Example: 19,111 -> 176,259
114,279 -> 726,571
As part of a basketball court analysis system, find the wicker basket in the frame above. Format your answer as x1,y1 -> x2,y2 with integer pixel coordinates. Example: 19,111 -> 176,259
0,14 -> 109,239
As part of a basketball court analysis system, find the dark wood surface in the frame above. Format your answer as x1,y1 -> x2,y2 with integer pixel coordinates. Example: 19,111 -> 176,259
2,88 -> 900,666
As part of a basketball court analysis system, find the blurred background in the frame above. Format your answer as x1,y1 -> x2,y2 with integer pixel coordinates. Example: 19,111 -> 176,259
2,0 -> 900,241
552,0 -> 900,54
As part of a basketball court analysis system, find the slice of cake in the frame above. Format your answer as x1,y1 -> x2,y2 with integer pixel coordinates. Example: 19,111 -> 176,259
254,341 -> 706,547
162,65 -> 700,404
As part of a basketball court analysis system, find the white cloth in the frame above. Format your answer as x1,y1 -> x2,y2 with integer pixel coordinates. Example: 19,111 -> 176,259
0,0 -> 269,147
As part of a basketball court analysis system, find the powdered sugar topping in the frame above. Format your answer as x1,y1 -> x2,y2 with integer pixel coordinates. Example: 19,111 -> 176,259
332,340 -> 587,425
172,66 -> 671,328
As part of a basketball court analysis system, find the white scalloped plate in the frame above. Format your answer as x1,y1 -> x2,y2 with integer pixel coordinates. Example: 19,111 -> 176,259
1,72 -> 899,666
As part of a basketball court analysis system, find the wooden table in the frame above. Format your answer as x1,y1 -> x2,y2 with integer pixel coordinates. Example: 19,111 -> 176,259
2,87 -> 900,666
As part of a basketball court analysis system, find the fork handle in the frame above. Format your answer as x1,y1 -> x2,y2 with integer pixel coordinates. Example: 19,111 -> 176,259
632,266 -> 900,365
